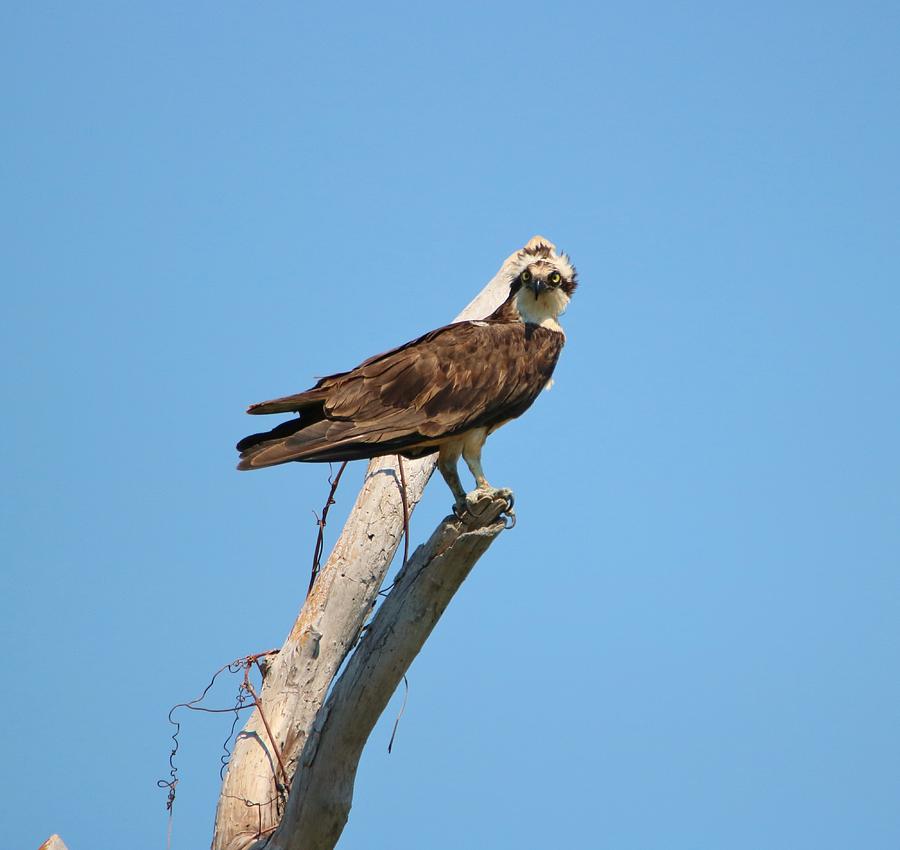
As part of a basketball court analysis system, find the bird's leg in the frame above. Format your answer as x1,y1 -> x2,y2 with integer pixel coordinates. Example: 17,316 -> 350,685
461,431 -> 515,518
461,436 -> 490,491
437,442 -> 467,516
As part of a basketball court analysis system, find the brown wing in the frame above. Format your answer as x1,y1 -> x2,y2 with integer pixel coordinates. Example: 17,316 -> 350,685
236,320 -> 564,469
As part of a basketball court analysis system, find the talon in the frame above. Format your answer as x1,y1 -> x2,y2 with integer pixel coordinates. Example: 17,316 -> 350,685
497,490 -> 516,529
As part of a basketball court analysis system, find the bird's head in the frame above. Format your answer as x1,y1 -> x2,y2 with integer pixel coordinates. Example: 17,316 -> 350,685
508,237 -> 578,328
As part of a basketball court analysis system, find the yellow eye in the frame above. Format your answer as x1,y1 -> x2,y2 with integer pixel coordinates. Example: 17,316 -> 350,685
549,271 -> 561,285
521,270 -> 532,283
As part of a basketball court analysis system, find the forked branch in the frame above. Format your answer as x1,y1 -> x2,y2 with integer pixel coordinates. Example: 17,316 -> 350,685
265,492 -> 510,850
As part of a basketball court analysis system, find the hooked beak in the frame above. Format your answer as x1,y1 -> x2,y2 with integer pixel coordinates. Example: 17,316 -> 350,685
527,278 -> 548,298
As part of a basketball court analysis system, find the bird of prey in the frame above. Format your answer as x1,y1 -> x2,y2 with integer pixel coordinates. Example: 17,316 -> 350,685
236,238 -> 577,512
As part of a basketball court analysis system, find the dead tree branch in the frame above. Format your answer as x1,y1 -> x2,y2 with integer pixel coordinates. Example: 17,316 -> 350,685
268,492 -> 510,850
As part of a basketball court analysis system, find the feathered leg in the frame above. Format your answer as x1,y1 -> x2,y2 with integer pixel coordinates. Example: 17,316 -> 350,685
461,429 -> 515,517
437,441 -> 466,512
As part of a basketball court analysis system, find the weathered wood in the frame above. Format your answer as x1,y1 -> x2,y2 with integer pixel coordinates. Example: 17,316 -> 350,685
272,492 -> 509,850
212,238 -> 553,850
37,836 -> 69,850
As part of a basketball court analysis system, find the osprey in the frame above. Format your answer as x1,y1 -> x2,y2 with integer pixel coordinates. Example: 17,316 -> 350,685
236,239 -> 577,511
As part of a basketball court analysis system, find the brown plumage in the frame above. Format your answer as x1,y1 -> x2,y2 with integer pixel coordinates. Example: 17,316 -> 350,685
237,239 -> 577,507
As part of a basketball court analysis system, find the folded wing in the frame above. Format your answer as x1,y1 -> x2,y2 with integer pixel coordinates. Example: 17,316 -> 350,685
236,320 -> 563,469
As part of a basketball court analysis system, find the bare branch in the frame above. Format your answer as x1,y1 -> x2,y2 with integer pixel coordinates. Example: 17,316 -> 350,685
272,492 -> 511,850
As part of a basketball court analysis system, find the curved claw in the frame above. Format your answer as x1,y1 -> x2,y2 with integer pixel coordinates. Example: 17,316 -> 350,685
493,489 -> 516,529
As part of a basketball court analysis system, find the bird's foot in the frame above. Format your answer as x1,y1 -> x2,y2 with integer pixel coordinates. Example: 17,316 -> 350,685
455,486 -> 516,528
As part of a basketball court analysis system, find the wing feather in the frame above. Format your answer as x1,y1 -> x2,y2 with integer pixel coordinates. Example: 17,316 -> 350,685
237,320 -> 564,469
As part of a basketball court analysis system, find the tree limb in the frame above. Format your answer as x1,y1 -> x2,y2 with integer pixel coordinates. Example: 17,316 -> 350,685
271,492 -> 510,850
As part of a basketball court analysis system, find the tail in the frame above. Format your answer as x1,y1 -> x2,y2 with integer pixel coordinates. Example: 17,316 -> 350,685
236,411 -> 385,469
237,388 -> 332,469
236,383 -> 430,469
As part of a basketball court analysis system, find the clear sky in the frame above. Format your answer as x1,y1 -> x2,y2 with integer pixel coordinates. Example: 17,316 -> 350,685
3,2 -> 899,849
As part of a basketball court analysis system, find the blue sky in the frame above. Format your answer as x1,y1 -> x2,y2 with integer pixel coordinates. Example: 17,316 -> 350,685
3,2 -> 899,848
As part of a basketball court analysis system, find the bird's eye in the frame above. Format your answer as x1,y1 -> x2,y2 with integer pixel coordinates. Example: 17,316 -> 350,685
521,270 -> 532,283
549,271 -> 561,285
